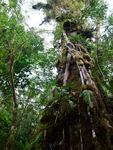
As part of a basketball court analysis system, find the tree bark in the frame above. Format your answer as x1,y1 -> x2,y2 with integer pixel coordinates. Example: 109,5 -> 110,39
31,1 -> 113,150
31,32 -> 113,149
5,55 -> 18,150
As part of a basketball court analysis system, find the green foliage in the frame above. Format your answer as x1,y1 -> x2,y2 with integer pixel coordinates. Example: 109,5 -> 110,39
15,132 -> 42,150
53,24 -> 64,48
79,90 -> 94,108
0,108 -> 12,150
48,81 -> 79,101
82,0 -> 108,20
103,78 -> 113,95
100,13 -> 113,81
59,140 -> 63,145
49,143 -> 53,150
0,1 -> 46,149
54,111 -> 59,124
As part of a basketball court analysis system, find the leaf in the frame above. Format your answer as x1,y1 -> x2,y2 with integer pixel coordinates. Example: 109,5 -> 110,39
25,138 -> 29,149
50,80 -> 57,86
66,81 -> 79,90
80,90 -> 94,108
51,86 -> 56,91
54,111 -> 59,124
103,80 -> 113,95
55,89 -> 58,98
59,140 -> 63,145
71,86 -> 79,89
49,143 -> 53,150
8,0 -> 12,6
49,91 -> 53,100
50,99 -> 59,107
68,100 -> 74,107
109,79 -> 113,89
29,132 -> 42,149
15,141 -> 26,149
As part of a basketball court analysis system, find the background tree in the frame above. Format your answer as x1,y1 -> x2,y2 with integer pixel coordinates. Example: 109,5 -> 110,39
0,1 -> 44,149
0,0 -> 59,149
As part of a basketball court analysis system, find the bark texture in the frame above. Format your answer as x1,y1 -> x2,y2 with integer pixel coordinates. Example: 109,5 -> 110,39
31,1 -> 113,150
5,54 -> 18,150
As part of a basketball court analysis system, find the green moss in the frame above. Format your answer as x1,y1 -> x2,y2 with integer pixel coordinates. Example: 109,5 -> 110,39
69,74 -> 76,82
62,57 -> 67,64
74,54 -> 93,70
45,123 -> 54,137
62,48 -> 68,56
63,19 -> 71,27
59,100 -> 72,121
78,62 -> 84,66
84,61 -> 92,69
94,118 -> 111,148
91,58 -> 95,64
70,49 -> 75,54
83,54 -> 92,61
80,51 -> 84,55
82,85 -> 87,90
75,55 -> 85,62
86,84 -> 98,93
6,135 -> 14,150
77,44 -> 87,53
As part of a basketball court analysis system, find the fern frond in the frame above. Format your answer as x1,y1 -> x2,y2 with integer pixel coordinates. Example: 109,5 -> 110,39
79,90 -> 94,108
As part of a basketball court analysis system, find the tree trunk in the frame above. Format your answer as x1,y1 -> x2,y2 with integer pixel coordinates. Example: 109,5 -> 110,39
31,2 -> 113,150
5,55 -> 18,150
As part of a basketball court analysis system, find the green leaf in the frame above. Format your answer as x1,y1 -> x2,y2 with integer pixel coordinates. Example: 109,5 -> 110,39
29,132 -> 42,149
49,91 -> 53,100
54,111 -> 59,124
25,138 -> 29,149
68,100 -> 76,108
80,90 -> 94,108
50,99 -> 59,107
49,143 -> 53,150
55,89 -> 58,98
15,141 -> 26,149
59,140 -> 63,145
8,0 -> 12,6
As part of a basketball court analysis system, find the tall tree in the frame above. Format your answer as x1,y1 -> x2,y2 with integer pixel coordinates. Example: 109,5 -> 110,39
31,0 -> 113,150
0,1 -> 44,149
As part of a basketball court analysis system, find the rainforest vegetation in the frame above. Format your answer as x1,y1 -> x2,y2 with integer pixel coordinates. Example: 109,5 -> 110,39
0,0 -> 113,150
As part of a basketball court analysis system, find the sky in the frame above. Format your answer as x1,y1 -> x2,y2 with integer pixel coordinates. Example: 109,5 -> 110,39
22,0 -> 56,49
106,0 -> 113,12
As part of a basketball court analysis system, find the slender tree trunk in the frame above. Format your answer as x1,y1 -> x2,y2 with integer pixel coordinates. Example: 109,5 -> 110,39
5,55 -> 18,150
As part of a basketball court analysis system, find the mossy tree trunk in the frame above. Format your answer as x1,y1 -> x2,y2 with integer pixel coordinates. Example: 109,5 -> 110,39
31,1 -> 113,150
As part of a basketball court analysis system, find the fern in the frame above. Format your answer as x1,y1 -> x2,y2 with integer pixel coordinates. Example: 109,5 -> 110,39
15,132 -> 42,150
79,90 -> 94,108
